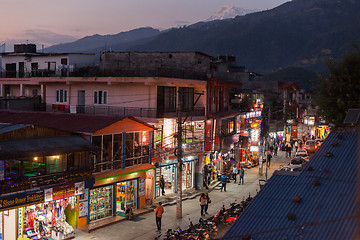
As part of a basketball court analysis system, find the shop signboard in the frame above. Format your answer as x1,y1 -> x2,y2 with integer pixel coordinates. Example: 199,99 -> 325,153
79,200 -> 88,218
17,207 -> 23,238
75,181 -> 85,195
139,178 -> 146,196
48,183 -> 76,201
0,189 -> 44,211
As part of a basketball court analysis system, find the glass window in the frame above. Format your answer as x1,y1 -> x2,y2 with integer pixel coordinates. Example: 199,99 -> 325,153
94,90 -> 108,105
126,133 -> 134,158
102,135 -> 113,163
46,155 -> 66,173
56,89 -> 67,103
113,134 -> 123,160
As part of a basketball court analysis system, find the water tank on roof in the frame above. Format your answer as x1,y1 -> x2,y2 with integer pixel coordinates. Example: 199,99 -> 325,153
14,44 -> 37,53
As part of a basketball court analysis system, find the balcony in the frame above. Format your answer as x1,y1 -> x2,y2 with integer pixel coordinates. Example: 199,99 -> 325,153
0,169 -> 93,195
46,104 -> 205,119
0,67 -> 209,81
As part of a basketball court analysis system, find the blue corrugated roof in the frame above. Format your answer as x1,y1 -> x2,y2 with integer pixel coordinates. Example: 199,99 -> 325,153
224,131 -> 357,240
0,123 -> 31,134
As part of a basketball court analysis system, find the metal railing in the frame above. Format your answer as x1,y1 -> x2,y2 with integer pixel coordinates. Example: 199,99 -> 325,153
47,104 -> 205,118
0,67 -> 209,81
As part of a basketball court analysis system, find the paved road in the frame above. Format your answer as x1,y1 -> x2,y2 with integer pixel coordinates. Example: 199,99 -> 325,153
74,150 -> 291,240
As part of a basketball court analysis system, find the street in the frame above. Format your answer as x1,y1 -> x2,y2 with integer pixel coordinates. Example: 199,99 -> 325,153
73,150 -> 291,240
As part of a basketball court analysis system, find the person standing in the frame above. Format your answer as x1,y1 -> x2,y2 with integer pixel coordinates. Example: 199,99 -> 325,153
220,174 -> 227,192
160,175 -> 165,196
232,165 -> 238,183
274,144 -> 278,156
199,193 -> 207,216
295,140 -> 299,153
155,202 -> 164,232
266,151 -> 272,168
238,166 -> 245,185
287,145 -> 292,158
204,193 -> 211,214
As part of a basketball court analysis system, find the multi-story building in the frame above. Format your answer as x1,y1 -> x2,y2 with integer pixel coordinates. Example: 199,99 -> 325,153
0,121 -> 97,240
0,109 -> 157,233
0,47 -> 252,192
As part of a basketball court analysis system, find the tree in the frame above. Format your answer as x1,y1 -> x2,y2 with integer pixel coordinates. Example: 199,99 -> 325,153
315,46 -> 360,127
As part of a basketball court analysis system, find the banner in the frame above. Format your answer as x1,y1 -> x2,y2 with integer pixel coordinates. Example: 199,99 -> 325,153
0,189 -> 44,211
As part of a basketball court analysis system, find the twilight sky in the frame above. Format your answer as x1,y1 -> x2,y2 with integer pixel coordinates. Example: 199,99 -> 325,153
0,0 -> 288,51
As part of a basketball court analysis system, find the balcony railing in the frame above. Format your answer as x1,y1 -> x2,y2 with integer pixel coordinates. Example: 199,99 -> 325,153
0,67 -> 209,81
0,169 -> 93,195
47,104 -> 205,118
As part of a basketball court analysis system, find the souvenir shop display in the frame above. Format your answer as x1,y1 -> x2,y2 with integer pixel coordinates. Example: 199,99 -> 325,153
21,197 -> 76,240
89,185 -> 112,221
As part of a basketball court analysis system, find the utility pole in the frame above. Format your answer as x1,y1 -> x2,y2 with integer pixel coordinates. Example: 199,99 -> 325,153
176,108 -> 183,218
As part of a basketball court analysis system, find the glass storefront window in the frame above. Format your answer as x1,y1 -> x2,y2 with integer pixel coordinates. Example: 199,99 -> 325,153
116,180 -> 137,216
90,186 -> 113,221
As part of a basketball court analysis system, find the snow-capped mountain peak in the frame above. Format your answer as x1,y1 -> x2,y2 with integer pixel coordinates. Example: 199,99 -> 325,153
207,5 -> 258,21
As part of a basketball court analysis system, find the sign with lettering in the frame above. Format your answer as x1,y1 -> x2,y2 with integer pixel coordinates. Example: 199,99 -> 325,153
79,200 -> 88,218
0,189 -> 44,211
139,178 -> 145,196
75,182 -> 85,195
51,183 -> 75,201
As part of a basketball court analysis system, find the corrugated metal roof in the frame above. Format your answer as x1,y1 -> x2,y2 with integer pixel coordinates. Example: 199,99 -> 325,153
0,135 -> 100,159
344,109 -> 360,124
224,131 -> 357,240
0,110 -> 154,134
0,123 -> 31,134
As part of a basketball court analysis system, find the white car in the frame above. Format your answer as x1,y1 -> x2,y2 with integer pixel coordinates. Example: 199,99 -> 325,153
279,165 -> 303,172
290,157 -> 307,168
295,149 -> 309,162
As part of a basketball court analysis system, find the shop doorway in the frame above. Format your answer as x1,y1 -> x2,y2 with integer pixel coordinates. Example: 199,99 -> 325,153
160,165 -> 176,196
116,180 -> 137,216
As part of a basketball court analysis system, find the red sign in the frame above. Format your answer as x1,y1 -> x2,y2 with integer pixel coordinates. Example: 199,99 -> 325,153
52,183 -> 75,200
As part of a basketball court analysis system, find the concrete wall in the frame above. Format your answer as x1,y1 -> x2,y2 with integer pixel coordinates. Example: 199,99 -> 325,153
101,52 -> 211,74
3,209 -> 16,240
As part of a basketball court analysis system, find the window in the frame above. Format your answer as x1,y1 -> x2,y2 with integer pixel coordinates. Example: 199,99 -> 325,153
32,89 -> 38,96
179,87 -> 194,112
56,89 -> 67,103
157,86 -> 176,113
61,58 -> 68,65
94,90 -> 108,104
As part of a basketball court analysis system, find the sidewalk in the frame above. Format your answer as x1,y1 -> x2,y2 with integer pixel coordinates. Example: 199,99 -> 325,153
74,150 -> 290,240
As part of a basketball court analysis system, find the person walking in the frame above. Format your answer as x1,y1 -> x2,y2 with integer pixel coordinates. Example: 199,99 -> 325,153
199,193 -> 207,216
155,202 -> 164,232
287,145 -> 292,158
238,166 -> 245,185
232,165 -> 238,183
204,193 -> 211,214
160,175 -> 165,196
220,174 -> 228,192
266,151 -> 272,168
295,140 -> 299,153
274,144 -> 278,156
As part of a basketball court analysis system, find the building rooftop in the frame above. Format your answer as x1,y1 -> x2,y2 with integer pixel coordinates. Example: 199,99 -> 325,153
224,131 -> 357,240
0,110 -> 154,134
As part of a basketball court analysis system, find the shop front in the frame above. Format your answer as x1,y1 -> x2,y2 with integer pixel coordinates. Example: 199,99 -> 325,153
1,180 -> 91,240
155,157 -> 196,197
89,164 -> 154,223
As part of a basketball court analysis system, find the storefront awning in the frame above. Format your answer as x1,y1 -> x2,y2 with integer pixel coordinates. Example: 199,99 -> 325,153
94,163 -> 155,182
0,135 -> 100,160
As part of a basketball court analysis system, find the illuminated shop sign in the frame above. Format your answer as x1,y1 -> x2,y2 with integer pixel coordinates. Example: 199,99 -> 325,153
245,111 -> 262,119
0,189 -> 44,211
